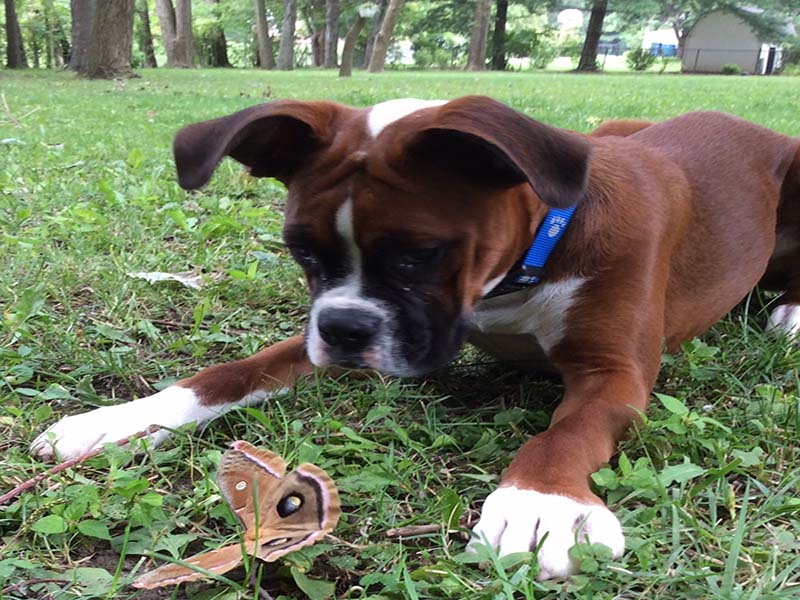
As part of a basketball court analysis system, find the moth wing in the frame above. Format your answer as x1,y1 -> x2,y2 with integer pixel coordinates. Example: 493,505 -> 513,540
132,543 -> 245,589
254,463 -> 341,562
217,440 -> 287,530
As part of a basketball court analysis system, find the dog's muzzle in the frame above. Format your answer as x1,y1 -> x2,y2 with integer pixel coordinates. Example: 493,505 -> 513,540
316,307 -> 383,368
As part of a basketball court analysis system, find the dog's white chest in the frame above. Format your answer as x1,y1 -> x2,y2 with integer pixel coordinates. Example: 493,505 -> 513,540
468,277 -> 587,360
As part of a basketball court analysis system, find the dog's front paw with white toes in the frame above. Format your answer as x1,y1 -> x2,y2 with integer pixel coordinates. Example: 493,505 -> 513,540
467,486 -> 625,580
30,403 -> 172,461
30,386 -> 203,461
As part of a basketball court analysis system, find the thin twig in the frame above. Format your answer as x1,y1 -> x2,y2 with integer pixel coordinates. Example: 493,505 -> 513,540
1,93 -> 20,127
385,511 -> 480,539
18,107 -> 42,121
249,570 -> 274,600
0,94 -> 40,127
1,578 -> 72,595
385,524 -> 441,537
326,534 -> 370,550
0,426 -> 161,506
149,318 -> 250,336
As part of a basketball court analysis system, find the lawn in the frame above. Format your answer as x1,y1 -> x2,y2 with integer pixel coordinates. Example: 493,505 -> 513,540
1,68 -> 799,599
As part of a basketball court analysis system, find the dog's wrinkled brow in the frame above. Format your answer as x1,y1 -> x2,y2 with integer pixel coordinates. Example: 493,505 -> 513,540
283,225 -> 316,246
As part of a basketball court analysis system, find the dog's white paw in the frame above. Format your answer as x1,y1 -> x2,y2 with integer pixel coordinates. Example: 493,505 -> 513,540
768,303 -> 800,339
30,386 -> 203,461
467,486 -> 624,580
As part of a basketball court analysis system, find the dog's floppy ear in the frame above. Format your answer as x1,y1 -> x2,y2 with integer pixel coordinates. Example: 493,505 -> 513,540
405,96 -> 591,207
173,100 -> 341,190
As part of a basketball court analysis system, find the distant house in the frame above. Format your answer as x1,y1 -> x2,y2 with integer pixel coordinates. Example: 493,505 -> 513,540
681,8 -> 796,74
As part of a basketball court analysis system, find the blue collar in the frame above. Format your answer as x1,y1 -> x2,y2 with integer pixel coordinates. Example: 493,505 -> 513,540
484,205 -> 577,298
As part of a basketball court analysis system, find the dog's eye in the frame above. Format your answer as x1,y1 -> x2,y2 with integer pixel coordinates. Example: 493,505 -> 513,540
289,246 -> 318,268
395,246 -> 446,271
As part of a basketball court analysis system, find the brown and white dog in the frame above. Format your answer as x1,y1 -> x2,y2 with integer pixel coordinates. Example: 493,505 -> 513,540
32,96 -> 800,579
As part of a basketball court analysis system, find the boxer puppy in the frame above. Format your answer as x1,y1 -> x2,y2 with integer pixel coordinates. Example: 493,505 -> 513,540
32,96 -> 800,579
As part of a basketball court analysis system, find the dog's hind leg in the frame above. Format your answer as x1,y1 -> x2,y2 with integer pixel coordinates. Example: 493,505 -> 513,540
590,118 -> 653,138
761,143 -> 800,338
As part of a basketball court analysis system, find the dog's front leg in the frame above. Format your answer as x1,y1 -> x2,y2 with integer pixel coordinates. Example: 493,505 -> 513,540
31,336 -> 313,461
469,365 -> 651,579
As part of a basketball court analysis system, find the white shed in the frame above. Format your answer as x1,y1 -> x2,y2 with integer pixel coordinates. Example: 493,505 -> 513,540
681,8 -> 791,74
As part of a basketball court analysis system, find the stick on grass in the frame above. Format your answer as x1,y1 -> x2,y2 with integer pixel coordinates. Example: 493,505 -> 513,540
0,426 -> 161,506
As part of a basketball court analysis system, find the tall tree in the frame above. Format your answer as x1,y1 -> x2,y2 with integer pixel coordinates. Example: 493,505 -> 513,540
324,0 -> 339,67
466,0 -> 492,70
576,0 -> 607,71
490,0 -> 508,70
302,0 -> 325,66
52,11 -> 71,66
80,0 -> 135,78
155,0 -> 194,67
43,0 -> 54,68
253,0 -> 275,68
137,0 -> 157,67
5,0 -> 29,68
277,0 -> 297,69
200,0 -> 231,68
339,13 -> 364,76
367,0 -> 404,72
69,0 -> 95,70
339,4 -> 377,77
362,0 -> 387,68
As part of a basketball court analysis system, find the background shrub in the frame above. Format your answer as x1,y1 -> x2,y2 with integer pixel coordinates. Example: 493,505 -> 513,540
626,47 -> 657,71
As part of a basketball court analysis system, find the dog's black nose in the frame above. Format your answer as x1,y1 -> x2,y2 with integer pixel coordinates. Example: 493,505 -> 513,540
317,308 -> 381,351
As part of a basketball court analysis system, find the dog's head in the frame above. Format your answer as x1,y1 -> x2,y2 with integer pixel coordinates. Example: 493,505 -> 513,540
174,96 -> 591,376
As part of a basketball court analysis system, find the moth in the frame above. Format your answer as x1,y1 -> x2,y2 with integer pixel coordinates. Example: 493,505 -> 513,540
133,441 -> 341,589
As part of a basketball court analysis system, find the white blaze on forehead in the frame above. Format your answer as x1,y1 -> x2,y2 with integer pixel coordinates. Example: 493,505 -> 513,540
335,197 -> 361,275
367,98 -> 448,138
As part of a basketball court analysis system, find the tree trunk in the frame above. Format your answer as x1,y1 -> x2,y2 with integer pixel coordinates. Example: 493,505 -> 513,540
302,0 -> 324,67
324,0 -> 339,67
155,0 -> 194,67
466,0 -> 492,71
277,0 -> 296,69
311,31 -> 323,66
5,0 -> 29,68
362,0 -> 386,68
69,0 -> 94,70
53,14 -> 70,66
154,0 -> 176,62
174,0 -> 194,66
367,0 -> 404,73
253,0 -> 275,69
339,14 -> 365,77
265,32 -> 275,68
44,1 -> 54,69
137,0 -> 158,67
576,0 -> 607,71
201,0 -> 231,67
490,0 -> 507,70
209,27 -> 232,67
80,0 -> 135,78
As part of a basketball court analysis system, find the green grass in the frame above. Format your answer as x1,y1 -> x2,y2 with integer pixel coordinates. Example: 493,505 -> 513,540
1,68 -> 799,599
